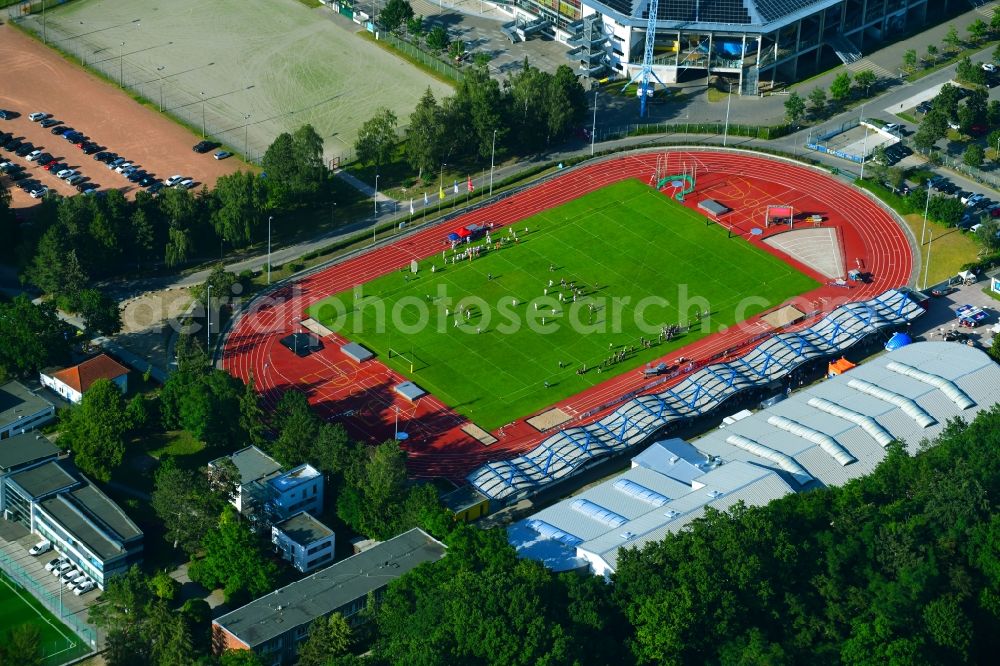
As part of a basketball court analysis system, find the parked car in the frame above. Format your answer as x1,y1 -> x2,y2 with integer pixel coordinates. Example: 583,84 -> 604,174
94,151 -> 113,162
138,175 -> 156,187
55,168 -> 74,179
213,150 -> 232,160
127,170 -> 147,183
76,181 -> 97,192
0,110 -> 14,120
37,153 -> 56,166
108,158 -> 126,170
40,118 -> 61,128
147,181 -> 164,195
177,178 -> 194,189
73,580 -> 96,596
82,144 -> 101,155
81,187 -> 98,196
52,126 -> 73,135
66,573 -> 88,589
15,144 -> 35,157
192,140 -> 214,153
28,539 -> 52,555
60,170 -> 79,181
165,174 -> 184,186
916,101 -> 933,113
45,557 -> 66,572
28,112 -> 49,122
29,186 -> 48,199
7,171 -> 28,182
115,162 -> 134,174
26,149 -> 43,161
18,179 -> 40,191
60,568 -> 82,583
43,160 -> 62,171
52,561 -> 72,576
66,174 -> 85,186
983,63 -> 997,73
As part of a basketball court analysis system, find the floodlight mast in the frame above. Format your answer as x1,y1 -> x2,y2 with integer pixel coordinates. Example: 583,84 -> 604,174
621,0 -> 665,117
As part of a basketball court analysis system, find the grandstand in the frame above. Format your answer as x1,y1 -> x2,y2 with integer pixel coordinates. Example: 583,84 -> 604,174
509,340 -> 1000,576
506,0 -> 952,92
467,288 -> 923,503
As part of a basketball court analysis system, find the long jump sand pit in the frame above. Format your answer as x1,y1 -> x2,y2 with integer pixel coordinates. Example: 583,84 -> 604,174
0,23 -> 241,207
21,0 -> 453,163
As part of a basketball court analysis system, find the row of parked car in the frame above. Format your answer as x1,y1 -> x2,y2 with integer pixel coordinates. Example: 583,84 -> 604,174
928,175 -> 1000,231
29,540 -> 96,596
1,116 -> 104,198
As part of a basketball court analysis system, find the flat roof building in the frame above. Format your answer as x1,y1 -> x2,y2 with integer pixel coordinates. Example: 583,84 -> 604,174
511,341 -> 1000,576
0,380 -> 55,439
271,512 -> 336,573
2,458 -> 142,589
213,528 -> 447,665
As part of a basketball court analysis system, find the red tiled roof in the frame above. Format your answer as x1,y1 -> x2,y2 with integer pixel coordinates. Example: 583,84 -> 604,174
50,354 -> 129,393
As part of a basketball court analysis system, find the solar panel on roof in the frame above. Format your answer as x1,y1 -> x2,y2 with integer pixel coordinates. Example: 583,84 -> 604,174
658,0 -> 750,23
752,0 -> 825,23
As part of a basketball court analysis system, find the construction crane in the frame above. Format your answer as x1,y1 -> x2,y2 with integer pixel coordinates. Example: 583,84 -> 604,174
622,0 -> 665,117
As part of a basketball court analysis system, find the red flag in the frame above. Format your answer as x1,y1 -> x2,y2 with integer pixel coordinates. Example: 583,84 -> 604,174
467,176 -> 474,192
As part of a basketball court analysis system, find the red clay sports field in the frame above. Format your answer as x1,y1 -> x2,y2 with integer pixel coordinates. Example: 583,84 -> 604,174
222,150 -> 915,483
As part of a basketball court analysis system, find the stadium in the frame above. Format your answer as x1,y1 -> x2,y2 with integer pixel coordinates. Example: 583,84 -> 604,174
222,148 -> 917,504
502,0 -> 958,92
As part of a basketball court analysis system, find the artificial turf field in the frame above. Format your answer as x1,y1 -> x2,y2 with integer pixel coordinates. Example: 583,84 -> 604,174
310,179 -> 819,429
0,571 -> 89,665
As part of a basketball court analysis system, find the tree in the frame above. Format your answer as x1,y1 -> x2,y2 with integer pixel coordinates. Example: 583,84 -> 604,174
545,65 -> 587,144
928,194 -> 965,227
944,25 -> 962,53
993,7 -> 1000,35
933,84 -> 962,122
1,624 -> 42,666
989,130 -> 1000,158
988,100 -> 1000,128
354,108 -> 398,169
988,331 -> 1000,363
0,296 -> 70,378
164,224 -> 193,268
405,88 -> 445,179
193,506 -> 277,604
853,70 -> 877,97
271,389 -> 321,467
925,44 -> 938,63
25,227 -> 88,299
220,650 -> 264,666
76,288 -> 122,336
886,166 -> 905,193
964,143 -> 985,168
159,368 -> 246,448
150,570 -> 180,601
88,566 -> 154,665
152,460 -> 224,553
212,171 -> 267,248
239,372 -> 267,447
957,56 -> 986,86
378,0 -> 414,33
406,14 -> 424,37
290,124 -> 326,196
968,18 -> 989,44
976,221 -> 1000,252
829,71 -> 852,102
506,59 -> 550,148
338,440 -> 410,539
130,207 -> 156,270
297,614 -> 353,666
914,110 -> 947,150
59,378 -> 129,481
807,87 -> 827,115
425,25 -> 449,52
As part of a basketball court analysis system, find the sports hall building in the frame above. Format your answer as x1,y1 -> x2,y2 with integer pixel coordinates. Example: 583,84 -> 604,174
500,0 -> 965,92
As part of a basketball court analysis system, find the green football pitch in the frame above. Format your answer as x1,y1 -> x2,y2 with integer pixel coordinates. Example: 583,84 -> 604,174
309,179 -> 819,430
0,571 -> 90,665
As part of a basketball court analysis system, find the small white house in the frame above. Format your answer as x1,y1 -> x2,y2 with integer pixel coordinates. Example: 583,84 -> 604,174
271,511 -> 335,573
40,354 -> 128,405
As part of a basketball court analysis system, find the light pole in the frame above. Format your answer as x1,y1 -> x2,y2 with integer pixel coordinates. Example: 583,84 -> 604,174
922,230 -> 933,290
489,129 -> 497,197
157,66 -> 165,112
859,123 -> 870,180
206,285 -> 212,352
119,42 -> 125,88
373,174 -> 380,244
267,216 -> 273,285
591,89 -> 598,156
243,113 -> 251,157
200,91 -> 206,138
723,80 -> 734,146
920,183 -> 931,248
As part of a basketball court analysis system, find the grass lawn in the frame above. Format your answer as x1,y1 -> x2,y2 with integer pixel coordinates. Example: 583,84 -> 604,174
309,179 -> 818,429
0,572 -> 91,665
901,213 -> 982,286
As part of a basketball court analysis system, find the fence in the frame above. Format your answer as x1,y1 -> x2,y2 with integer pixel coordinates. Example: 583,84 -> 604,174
592,121 -> 792,143
378,32 -> 464,83
0,548 -> 98,658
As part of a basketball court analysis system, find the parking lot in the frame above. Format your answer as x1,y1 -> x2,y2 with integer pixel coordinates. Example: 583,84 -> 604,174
0,23 -> 241,209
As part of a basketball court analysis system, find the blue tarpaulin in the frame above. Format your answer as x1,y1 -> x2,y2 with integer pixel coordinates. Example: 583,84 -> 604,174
884,332 -> 912,351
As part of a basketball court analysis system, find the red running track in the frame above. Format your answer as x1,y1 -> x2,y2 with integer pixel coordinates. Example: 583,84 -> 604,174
222,150 -> 913,482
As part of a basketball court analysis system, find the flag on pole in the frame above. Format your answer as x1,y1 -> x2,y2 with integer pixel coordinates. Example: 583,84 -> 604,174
424,192 -> 429,205
409,198 -> 414,214
467,176 -> 474,192
453,180 -> 459,194
439,186 -> 445,200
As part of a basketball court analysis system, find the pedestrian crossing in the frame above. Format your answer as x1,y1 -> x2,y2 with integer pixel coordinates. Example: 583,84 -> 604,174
975,2 -> 997,19
846,58 -> 895,81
